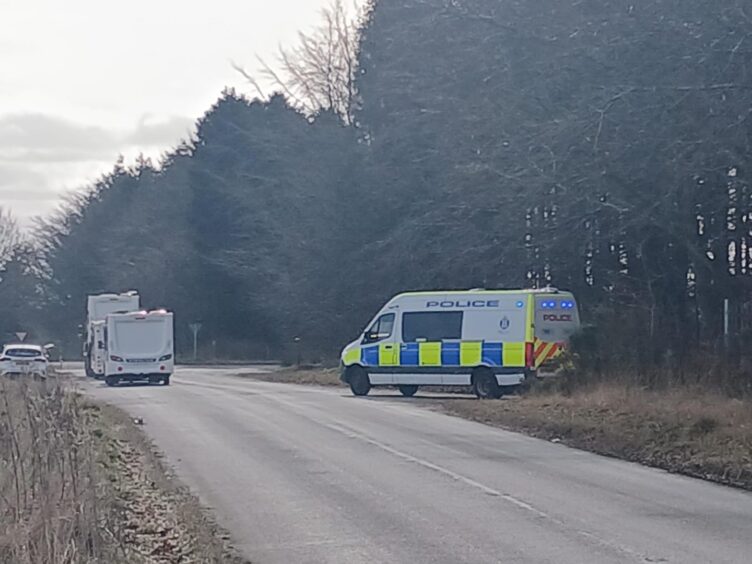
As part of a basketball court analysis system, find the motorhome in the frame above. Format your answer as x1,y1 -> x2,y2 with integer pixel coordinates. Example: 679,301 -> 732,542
104,310 -> 174,387
84,292 -> 140,377
340,288 -> 580,398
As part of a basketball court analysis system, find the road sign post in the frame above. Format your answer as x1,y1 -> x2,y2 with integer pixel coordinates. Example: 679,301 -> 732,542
189,323 -> 202,361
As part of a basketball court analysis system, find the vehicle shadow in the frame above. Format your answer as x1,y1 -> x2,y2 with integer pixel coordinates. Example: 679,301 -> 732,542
96,381 -> 170,389
351,393 -> 479,401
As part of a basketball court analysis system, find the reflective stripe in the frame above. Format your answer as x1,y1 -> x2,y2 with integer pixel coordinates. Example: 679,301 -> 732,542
419,342 -> 442,366
441,342 -> 461,366
482,342 -> 503,366
379,343 -> 399,366
362,346 -> 379,366
400,343 -> 419,366
360,341 -> 531,368
533,339 -> 563,369
526,297 -> 535,342
460,342 -> 482,366
343,347 -> 360,365
502,342 -> 525,367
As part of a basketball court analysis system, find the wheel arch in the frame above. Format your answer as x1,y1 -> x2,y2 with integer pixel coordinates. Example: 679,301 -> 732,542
343,363 -> 366,383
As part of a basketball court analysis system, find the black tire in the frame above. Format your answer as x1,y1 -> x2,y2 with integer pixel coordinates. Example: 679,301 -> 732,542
348,366 -> 371,396
162,376 -> 171,386
473,368 -> 501,399
84,361 -> 95,379
398,385 -> 419,397
105,376 -> 119,388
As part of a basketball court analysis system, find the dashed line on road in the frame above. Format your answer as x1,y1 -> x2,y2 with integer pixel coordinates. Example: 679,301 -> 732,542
324,421 -> 656,563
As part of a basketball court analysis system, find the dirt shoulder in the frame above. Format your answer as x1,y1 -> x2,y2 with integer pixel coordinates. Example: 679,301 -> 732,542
0,374 -> 248,564
244,368 -> 752,491
90,401 -> 249,563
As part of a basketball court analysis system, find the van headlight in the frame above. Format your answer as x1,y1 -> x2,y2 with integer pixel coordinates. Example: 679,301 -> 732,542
158,354 -> 173,362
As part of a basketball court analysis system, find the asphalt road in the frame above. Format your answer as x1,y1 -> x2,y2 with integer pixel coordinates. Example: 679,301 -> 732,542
79,367 -> 752,564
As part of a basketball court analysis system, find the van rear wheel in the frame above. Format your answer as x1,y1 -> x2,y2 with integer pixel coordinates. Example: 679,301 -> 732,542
473,369 -> 501,399
398,385 -> 419,397
348,366 -> 371,397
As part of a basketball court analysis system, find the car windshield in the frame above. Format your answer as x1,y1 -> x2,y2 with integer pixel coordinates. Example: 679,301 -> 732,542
3,348 -> 43,358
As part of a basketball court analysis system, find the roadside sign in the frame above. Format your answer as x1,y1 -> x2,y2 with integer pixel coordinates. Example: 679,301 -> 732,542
189,323 -> 202,361
16,332 -> 27,342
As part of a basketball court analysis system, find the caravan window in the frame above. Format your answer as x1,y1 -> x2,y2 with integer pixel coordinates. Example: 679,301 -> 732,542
402,312 -> 463,342
362,313 -> 395,344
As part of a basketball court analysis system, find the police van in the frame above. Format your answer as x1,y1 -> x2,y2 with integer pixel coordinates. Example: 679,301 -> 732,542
340,288 -> 580,398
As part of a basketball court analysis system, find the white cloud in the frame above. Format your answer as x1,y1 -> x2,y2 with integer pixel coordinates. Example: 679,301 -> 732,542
0,0 -> 357,224
0,113 -> 197,222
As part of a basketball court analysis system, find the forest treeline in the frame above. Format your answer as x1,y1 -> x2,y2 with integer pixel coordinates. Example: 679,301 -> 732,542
1,0 -> 751,387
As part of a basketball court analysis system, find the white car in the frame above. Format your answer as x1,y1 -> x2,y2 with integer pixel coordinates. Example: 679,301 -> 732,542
0,344 -> 49,378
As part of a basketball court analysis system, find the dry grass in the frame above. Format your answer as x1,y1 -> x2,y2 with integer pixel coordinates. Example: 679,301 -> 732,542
434,384 -> 752,489
0,376 -> 128,563
0,375 -> 248,564
241,367 -> 343,387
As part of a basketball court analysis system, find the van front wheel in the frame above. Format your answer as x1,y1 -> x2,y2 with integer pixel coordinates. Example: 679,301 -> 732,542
398,385 -> 419,397
348,367 -> 371,397
473,369 -> 501,399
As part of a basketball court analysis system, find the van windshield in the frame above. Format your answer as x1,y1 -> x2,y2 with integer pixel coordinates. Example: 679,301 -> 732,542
534,296 -> 580,342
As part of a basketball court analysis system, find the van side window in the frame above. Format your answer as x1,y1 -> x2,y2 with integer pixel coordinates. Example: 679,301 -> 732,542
403,312 -> 463,342
362,313 -> 395,344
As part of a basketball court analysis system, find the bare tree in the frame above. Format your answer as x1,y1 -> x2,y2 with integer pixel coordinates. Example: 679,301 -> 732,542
0,207 -> 20,266
235,0 -> 362,124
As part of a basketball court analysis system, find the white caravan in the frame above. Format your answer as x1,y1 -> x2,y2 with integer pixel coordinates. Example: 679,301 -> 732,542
104,310 -> 174,387
84,292 -> 140,377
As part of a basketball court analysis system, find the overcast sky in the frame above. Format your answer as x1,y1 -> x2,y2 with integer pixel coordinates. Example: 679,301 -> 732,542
0,0 -> 346,224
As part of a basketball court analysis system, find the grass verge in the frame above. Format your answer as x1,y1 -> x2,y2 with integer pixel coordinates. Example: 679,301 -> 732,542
0,374 -> 248,563
239,366 -> 343,387
431,384 -> 752,490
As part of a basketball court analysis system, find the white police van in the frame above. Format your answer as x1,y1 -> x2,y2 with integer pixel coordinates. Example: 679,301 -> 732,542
340,288 -> 580,398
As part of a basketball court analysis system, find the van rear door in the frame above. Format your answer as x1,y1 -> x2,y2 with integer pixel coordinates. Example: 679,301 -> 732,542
534,294 -> 580,369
